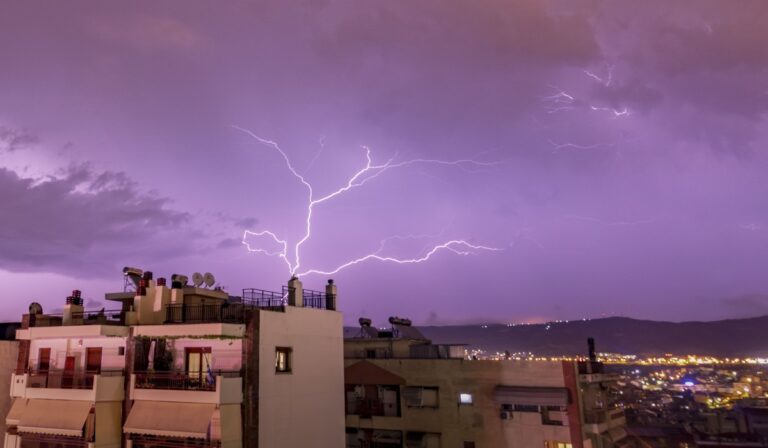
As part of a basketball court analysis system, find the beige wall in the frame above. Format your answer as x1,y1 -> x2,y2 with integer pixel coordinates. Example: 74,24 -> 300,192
258,307 -> 345,448
0,341 -> 19,448
345,358 -> 574,448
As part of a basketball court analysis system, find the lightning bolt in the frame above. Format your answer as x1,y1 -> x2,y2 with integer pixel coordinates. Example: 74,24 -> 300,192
234,125 -> 502,277
547,139 -> 616,152
584,64 -> 614,87
590,105 -> 630,118
296,240 -> 502,277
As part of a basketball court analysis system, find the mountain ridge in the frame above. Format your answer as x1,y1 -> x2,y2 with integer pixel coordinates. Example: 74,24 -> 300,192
349,315 -> 768,357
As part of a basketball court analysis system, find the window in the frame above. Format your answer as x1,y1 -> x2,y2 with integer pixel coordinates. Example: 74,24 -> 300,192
118,346 -> 125,356
185,347 -> 212,381
513,404 -> 540,413
459,393 -> 473,405
403,386 -> 439,408
464,442 -> 476,448
546,443 -> 572,448
275,347 -> 292,373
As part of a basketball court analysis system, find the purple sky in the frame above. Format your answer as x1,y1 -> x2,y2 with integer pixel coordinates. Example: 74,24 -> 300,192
1,1 -> 767,324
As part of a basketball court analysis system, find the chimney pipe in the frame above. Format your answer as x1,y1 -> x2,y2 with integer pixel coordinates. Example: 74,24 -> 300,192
325,279 -> 337,310
587,337 -> 596,362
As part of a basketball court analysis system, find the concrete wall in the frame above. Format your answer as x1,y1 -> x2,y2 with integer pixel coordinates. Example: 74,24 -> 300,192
258,307 -> 344,448
0,341 -> 19,448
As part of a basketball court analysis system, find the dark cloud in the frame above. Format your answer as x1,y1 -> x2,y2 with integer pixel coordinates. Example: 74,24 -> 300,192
719,294 -> 768,318
1,0 -> 768,323
0,164 -> 192,276
87,15 -> 209,52
217,237 -> 242,250
0,126 -> 37,152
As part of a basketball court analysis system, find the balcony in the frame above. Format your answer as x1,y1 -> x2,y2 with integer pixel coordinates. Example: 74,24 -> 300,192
583,407 -> 626,435
24,309 -> 126,328
27,369 -> 122,390
11,369 -> 125,402
17,433 -> 90,448
164,303 -> 251,324
129,435 -> 221,448
129,371 -> 243,404
134,370 -> 240,392
346,399 -> 400,418
163,287 -> 336,325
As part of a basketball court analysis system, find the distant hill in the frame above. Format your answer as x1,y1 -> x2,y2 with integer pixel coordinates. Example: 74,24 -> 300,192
406,316 -> 768,357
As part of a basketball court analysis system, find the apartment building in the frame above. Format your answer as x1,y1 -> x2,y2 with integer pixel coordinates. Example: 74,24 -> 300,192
344,318 -> 630,448
3,269 -> 344,448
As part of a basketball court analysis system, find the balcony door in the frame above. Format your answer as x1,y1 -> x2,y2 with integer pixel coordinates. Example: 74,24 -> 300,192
62,355 -> 76,388
185,347 -> 212,386
37,348 -> 51,372
86,347 -> 102,374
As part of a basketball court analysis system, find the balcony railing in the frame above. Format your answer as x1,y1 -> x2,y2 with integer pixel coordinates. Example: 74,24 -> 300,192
242,288 -> 287,310
26,309 -> 125,327
583,407 -> 625,425
72,309 -> 125,325
20,434 -> 89,448
164,303 -> 253,324
130,435 -> 221,448
346,399 -> 400,418
22,369 -> 123,390
134,370 -> 240,392
300,288 -> 336,310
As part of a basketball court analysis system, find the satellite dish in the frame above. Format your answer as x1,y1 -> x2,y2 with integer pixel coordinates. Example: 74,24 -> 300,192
29,302 -> 44,315
192,272 -> 204,287
203,272 -> 216,288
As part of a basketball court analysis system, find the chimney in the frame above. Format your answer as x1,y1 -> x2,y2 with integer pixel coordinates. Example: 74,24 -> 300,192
587,337 -> 596,362
63,290 -> 84,326
287,276 -> 303,307
325,279 -> 337,310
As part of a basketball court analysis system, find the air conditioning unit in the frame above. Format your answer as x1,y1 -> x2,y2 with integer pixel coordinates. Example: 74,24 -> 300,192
500,411 -> 512,420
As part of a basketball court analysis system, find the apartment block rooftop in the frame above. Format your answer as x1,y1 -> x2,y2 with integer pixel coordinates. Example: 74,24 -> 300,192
23,266 -> 337,329
344,316 -> 467,360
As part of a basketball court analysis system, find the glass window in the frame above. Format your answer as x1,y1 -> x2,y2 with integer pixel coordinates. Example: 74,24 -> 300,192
459,393 -> 473,404
275,347 -> 292,373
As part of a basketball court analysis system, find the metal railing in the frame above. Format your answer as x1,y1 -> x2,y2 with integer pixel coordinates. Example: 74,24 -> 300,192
242,288 -> 287,310
164,303 -> 249,324
21,368 -> 123,390
26,309 -> 125,327
583,407 -> 625,425
72,309 -> 125,325
301,288 -> 336,310
134,370 -> 240,392
346,398 -> 400,418
20,434 -> 89,448
130,435 -> 221,448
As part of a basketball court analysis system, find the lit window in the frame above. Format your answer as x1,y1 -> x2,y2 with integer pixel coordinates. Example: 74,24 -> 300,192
275,347 -> 292,373
459,393 -> 473,404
